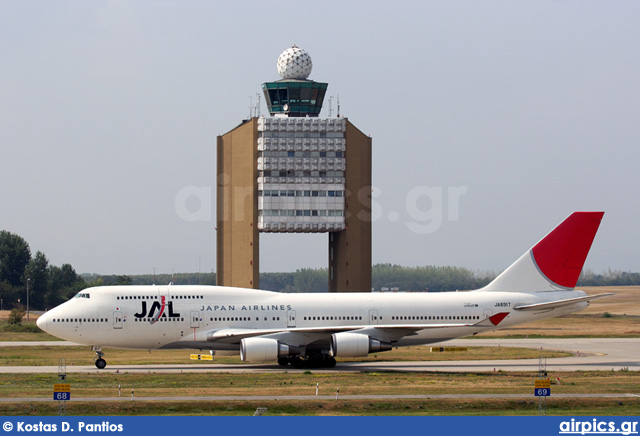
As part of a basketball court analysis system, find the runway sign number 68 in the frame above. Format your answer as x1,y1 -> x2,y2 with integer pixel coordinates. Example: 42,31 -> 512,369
53,392 -> 70,400
53,383 -> 71,401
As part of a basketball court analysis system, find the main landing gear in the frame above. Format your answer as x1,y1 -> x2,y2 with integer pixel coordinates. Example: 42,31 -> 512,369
93,346 -> 107,369
278,355 -> 337,369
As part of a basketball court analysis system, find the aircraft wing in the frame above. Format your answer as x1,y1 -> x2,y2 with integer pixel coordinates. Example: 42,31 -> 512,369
205,312 -> 510,344
206,325 -> 357,343
513,293 -> 614,311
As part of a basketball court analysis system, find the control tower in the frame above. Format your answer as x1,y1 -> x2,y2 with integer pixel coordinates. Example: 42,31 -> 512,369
216,45 -> 372,292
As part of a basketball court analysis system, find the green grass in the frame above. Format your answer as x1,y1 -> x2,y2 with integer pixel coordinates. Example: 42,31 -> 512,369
0,370 -> 638,416
0,362 -> 638,416
0,320 -> 60,341
0,371 -> 638,399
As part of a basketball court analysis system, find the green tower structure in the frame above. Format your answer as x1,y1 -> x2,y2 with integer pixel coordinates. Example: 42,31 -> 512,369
262,80 -> 328,117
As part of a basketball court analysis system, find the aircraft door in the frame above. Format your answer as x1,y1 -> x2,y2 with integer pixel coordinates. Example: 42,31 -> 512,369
369,309 -> 379,325
483,309 -> 493,320
287,310 -> 296,328
190,311 -> 200,329
113,311 -> 123,329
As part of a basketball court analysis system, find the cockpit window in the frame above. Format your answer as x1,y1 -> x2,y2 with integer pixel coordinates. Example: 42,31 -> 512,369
73,292 -> 91,299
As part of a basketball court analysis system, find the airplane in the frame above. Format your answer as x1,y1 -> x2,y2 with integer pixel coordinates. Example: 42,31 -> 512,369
37,211 -> 612,369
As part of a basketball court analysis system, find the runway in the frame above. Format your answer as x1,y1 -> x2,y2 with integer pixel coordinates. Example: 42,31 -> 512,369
1,338 -> 638,373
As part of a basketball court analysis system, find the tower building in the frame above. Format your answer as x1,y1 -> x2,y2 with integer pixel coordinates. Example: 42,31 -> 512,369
216,45 -> 371,292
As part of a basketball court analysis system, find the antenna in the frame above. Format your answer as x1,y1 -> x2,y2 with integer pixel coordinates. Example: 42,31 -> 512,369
337,94 -> 341,118
248,96 -> 253,119
255,93 -> 261,118
328,96 -> 334,118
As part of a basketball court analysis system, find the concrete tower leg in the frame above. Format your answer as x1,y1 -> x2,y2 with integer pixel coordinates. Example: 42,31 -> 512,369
216,118 -> 260,289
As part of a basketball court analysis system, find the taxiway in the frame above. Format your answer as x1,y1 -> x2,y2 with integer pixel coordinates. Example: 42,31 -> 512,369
0,338 -> 637,373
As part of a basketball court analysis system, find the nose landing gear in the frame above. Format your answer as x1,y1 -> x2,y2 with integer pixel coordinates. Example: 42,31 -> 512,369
92,346 -> 107,369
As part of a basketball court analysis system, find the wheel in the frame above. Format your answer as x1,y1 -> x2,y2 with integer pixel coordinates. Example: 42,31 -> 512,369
306,356 -> 322,368
277,357 -> 290,366
290,357 -> 305,369
95,358 -> 107,369
324,356 -> 337,368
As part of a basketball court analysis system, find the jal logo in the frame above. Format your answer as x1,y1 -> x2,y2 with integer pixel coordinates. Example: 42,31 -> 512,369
134,296 -> 181,323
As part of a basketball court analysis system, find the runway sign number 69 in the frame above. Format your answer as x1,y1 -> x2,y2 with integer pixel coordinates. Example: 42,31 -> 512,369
534,379 -> 551,396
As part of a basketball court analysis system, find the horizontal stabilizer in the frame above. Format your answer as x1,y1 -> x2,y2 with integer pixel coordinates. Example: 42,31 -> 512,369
513,293 -> 614,311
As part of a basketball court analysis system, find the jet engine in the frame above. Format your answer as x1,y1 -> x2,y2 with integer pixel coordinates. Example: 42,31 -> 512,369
329,332 -> 392,358
240,337 -> 294,363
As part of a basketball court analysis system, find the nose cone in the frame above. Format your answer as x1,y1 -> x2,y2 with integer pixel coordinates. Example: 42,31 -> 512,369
36,313 -> 47,332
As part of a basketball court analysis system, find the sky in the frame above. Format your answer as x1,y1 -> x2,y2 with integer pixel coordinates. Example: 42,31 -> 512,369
1,1 -> 639,277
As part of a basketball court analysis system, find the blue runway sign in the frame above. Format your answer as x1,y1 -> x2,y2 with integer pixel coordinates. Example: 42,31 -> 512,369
53,392 -> 70,401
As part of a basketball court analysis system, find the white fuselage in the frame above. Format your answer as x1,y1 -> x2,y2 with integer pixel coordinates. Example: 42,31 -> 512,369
37,285 -> 588,352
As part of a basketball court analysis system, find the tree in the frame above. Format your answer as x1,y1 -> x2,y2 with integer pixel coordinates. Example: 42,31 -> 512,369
116,275 -> 133,285
48,264 -> 85,306
24,251 -> 49,311
285,268 -> 327,293
0,281 -> 19,310
0,231 -> 31,288
8,307 -> 25,325
0,232 -> 88,308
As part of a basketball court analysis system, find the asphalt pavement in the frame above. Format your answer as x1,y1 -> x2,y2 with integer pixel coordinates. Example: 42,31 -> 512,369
0,338 -> 638,373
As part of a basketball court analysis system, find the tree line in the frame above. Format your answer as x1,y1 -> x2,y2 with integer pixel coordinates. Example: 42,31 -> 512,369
0,231 -> 85,311
577,269 -> 640,287
82,266 -> 640,293
259,265 -> 496,293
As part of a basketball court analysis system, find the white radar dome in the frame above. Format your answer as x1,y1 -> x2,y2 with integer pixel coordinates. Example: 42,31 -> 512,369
277,45 -> 313,80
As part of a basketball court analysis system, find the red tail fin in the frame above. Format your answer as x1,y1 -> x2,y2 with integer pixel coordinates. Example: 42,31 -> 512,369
531,212 -> 604,288
481,212 -> 604,292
